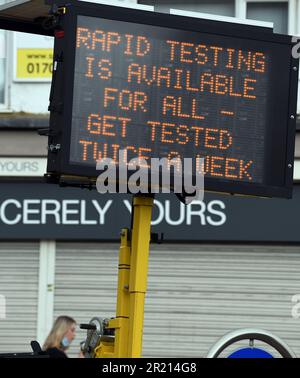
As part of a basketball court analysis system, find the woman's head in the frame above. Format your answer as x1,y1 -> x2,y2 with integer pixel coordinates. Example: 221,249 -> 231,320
43,315 -> 76,351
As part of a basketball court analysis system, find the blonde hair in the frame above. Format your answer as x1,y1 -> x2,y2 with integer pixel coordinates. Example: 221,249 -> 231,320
43,315 -> 76,350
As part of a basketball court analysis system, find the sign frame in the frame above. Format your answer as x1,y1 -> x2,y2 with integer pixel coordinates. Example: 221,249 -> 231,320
46,1 -> 299,198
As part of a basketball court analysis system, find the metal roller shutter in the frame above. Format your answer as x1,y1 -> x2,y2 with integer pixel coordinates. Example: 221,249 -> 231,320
144,244 -> 300,358
0,242 -> 40,353
54,243 -> 300,358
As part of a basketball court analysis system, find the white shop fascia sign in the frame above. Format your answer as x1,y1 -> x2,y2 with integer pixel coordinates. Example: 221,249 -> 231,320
0,157 -> 47,177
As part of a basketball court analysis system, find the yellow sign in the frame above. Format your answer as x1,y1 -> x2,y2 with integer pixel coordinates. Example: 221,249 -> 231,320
16,48 -> 53,80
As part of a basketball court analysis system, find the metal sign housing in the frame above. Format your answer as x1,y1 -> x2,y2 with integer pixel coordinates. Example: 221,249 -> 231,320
46,1 -> 299,198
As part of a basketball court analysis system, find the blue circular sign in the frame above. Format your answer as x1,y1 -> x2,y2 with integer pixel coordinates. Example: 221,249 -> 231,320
228,347 -> 273,358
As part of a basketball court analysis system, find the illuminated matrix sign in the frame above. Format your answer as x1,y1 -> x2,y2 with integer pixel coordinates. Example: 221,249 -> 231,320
47,4 -> 298,198
72,16 -> 266,183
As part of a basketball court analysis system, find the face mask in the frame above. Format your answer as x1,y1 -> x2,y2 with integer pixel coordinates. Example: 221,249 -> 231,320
61,336 -> 70,349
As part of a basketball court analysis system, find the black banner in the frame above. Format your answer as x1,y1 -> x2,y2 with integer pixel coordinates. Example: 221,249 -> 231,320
0,183 -> 299,241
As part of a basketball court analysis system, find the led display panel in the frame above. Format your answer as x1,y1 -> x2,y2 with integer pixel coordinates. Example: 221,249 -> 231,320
46,2 -> 298,198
